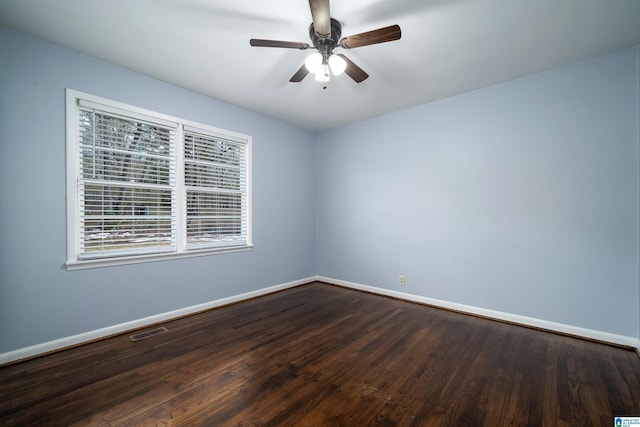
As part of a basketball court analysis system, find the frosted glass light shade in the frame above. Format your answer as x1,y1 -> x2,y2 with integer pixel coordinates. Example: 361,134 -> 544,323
315,64 -> 330,82
305,52 -> 323,73
328,54 -> 347,76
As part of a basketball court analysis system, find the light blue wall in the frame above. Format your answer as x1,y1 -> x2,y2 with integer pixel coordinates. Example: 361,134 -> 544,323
0,27 -> 316,353
316,46 -> 639,338
1,24 -> 639,356
637,46 -> 640,345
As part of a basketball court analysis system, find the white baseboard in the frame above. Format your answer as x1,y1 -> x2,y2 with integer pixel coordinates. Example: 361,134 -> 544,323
0,277 -> 313,365
317,276 -> 640,350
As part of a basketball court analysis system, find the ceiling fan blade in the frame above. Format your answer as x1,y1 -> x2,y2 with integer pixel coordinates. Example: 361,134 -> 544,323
289,64 -> 310,82
309,0 -> 331,37
339,24 -> 401,49
250,39 -> 310,49
337,54 -> 368,83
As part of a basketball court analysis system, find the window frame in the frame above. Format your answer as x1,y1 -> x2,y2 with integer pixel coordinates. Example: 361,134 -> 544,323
66,89 -> 252,270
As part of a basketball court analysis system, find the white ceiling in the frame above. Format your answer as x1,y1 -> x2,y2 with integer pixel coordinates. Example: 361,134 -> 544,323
1,0 -> 640,132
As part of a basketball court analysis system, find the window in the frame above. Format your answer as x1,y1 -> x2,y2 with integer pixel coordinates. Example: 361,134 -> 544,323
66,89 -> 251,269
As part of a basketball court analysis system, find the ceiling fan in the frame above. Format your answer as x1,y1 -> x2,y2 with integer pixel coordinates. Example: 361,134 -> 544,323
249,0 -> 401,83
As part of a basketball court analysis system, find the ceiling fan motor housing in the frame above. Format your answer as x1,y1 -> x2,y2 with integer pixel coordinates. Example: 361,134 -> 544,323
309,18 -> 342,58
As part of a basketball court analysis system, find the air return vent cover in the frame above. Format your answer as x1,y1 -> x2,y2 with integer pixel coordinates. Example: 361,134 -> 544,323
129,327 -> 168,342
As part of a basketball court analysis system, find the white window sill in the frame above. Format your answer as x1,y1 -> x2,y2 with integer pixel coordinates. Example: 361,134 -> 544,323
66,245 -> 254,271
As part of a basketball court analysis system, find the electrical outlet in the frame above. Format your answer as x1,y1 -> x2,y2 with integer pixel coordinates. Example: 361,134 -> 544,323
399,275 -> 405,286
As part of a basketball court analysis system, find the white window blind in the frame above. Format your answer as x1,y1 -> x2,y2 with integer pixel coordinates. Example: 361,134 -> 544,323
66,89 -> 252,269
183,127 -> 248,249
77,106 -> 177,259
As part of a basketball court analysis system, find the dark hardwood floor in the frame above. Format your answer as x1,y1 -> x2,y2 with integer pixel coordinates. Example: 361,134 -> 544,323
1,282 -> 639,426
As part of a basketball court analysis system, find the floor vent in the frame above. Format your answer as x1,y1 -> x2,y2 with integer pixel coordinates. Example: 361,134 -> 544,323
129,327 -> 169,342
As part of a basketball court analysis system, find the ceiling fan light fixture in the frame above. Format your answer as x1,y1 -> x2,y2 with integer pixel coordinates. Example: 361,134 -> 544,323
250,4 -> 401,84
315,63 -> 330,82
328,54 -> 347,76
305,52 -> 323,73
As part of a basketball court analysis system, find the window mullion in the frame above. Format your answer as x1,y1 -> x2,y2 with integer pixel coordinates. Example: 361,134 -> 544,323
175,125 -> 186,251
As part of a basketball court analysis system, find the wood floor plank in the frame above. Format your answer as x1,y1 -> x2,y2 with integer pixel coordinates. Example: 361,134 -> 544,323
1,282 -> 639,426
